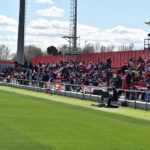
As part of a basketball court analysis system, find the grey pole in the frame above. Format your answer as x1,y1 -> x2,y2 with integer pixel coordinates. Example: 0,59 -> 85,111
73,0 -> 77,52
17,0 -> 25,65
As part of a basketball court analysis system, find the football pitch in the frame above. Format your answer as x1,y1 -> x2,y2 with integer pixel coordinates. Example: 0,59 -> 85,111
0,86 -> 150,150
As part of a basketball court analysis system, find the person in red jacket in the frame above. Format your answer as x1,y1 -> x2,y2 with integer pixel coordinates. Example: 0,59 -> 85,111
122,80 -> 128,89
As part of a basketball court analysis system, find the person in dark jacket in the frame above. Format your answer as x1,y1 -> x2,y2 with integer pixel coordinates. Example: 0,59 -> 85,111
106,69 -> 113,86
43,72 -> 49,82
121,62 -> 128,74
114,74 -> 122,89
125,72 -> 132,87
107,87 -> 119,107
106,57 -> 112,69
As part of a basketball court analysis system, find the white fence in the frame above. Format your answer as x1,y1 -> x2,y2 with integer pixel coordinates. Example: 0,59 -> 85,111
0,77 -> 150,110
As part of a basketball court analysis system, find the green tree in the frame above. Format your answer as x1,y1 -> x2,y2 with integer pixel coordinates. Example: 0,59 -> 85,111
47,46 -> 58,55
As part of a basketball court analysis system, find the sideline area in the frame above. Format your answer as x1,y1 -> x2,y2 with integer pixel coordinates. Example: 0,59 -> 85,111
0,86 -> 150,121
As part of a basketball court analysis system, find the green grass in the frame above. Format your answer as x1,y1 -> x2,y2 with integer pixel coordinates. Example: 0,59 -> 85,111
0,87 -> 150,150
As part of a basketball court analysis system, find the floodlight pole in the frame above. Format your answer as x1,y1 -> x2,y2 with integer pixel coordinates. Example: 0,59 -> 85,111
63,0 -> 78,54
144,21 -> 150,56
73,0 -> 77,52
17,0 -> 25,65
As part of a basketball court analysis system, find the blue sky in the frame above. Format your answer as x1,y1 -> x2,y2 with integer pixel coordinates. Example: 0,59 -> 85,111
0,0 -> 149,53
79,0 -> 150,30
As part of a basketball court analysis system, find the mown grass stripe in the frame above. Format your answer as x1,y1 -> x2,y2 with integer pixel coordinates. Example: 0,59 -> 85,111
0,87 -> 150,150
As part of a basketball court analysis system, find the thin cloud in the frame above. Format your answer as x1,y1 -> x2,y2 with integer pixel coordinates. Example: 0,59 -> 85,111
0,15 -> 17,26
34,0 -> 54,4
29,19 -> 69,30
36,6 -> 65,17
0,26 -> 17,33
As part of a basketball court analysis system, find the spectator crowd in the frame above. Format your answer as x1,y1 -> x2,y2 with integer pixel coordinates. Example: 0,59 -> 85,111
0,56 -> 150,91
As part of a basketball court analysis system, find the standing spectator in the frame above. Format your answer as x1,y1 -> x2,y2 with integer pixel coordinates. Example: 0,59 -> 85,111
106,69 -> 113,86
125,71 -> 132,87
121,61 -> 128,74
114,73 -> 122,89
106,57 -> 112,69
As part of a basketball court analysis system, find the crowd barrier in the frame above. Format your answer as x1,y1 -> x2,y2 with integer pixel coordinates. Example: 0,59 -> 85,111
0,77 -> 150,111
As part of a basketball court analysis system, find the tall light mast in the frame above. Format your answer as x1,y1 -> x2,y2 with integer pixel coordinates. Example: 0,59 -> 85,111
70,0 -> 78,52
17,0 -> 26,65
144,21 -> 150,51
63,0 -> 78,54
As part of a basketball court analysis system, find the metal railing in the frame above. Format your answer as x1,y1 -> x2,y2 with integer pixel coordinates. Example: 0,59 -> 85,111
117,89 -> 150,111
0,77 -> 149,110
